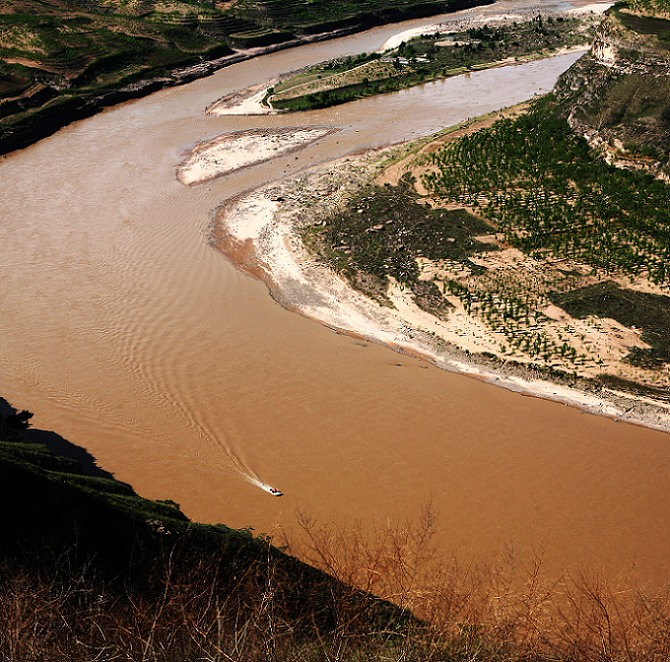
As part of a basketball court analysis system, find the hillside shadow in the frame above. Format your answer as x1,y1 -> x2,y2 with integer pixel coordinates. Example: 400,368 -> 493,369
0,397 -> 114,479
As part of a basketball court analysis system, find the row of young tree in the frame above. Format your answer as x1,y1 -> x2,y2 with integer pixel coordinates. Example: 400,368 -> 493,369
424,99 -> 670,287
443,269 -> 590,368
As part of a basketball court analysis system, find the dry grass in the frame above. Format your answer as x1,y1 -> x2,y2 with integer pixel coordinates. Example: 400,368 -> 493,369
3,512 -> 670,661
0,547 -> 392,662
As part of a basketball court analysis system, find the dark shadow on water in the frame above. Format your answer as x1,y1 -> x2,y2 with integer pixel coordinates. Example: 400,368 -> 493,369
0,397 -> 114,479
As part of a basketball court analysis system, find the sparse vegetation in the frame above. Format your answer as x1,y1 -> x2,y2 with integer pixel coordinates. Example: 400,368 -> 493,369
305,175 -> 496,308
554,281 -> 670,367
420,97 -> 670,379
424,97 -> 670,286
5,487 -> 670,661
298,94 -> 670,391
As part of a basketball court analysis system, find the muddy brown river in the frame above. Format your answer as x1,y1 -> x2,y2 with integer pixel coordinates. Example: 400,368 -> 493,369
2,0 -> 670,588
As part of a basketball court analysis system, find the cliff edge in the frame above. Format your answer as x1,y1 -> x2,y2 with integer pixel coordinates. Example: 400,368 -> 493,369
555,0 -> 670,176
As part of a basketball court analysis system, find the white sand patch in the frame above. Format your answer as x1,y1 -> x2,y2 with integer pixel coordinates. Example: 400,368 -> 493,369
387,278 -> 501,354
220,189 -> 409,345
567,1 -> 613,14
439,355 -> 621,418
497,374 -> 621,416
207,82 -> 277,116
542,303 -> 569,321
469,12 -> 526,22
177,127 -> 336,186
224,194 -> 279,243
380,24 -> 448,51
379,4 -> 609,52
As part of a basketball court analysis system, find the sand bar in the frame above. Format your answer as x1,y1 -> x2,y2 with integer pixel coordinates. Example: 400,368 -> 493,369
177,126 -> 337,186
207,82 -> 278,116
379,2 -> 613,50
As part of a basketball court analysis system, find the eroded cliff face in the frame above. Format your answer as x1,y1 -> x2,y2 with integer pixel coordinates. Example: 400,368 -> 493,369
555,4 -> 670,176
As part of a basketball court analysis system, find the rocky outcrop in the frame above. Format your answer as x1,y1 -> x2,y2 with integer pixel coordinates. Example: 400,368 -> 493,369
555,5 -> 670,176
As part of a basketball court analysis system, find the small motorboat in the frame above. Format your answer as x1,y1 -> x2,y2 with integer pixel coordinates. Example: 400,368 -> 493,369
268,487 -> 283,497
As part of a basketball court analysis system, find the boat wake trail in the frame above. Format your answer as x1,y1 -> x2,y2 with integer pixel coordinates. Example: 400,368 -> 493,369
244,476 -> 284,497
226,459 -> 283,495
186,411 -> 283,496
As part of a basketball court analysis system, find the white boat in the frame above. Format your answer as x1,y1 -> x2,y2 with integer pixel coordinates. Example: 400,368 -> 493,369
268,487 -> 283,497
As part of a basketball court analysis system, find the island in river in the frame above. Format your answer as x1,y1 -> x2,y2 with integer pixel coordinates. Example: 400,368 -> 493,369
207,7 -> 600,114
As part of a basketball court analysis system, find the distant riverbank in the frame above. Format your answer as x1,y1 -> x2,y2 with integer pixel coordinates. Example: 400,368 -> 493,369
207,4 -> 603,116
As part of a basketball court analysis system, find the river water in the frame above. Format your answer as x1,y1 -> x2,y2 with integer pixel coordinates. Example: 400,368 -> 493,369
2,0 -> 670,587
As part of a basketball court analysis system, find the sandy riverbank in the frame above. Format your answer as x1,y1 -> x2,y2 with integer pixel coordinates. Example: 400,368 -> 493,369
213,137 -> 670,435
176,126 -> 338,185
379,0 -> 612,50
207,82 -> 279,116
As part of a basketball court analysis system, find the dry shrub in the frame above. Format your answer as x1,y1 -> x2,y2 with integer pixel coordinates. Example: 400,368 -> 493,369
283,505 -> 670,661
0,546 -> 363,662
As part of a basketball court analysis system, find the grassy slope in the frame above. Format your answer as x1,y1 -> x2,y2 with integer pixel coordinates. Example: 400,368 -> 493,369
423,97 -> 670,375
424,98 -> 670,288
0,0 -> 234,151
555,1 -> 670,172
231,0 -> 481,32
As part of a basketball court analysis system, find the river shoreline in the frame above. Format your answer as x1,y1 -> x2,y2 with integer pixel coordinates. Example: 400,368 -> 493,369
213,129 -> 670,436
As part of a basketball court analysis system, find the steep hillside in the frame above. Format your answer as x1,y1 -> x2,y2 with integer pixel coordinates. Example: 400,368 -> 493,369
0,406 -> 409,659
555,0 -> 670,176
230,0 -> 489,33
